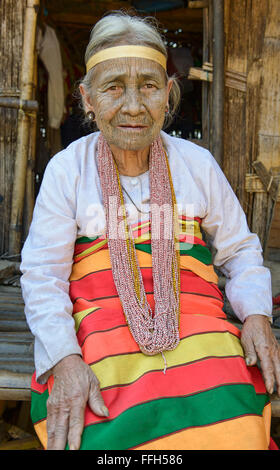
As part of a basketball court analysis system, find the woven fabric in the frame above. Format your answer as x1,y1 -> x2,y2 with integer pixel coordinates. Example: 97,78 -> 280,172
30,218 -> 275,450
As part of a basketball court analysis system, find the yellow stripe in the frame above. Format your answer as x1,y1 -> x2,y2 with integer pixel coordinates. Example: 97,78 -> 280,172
74,219 -> 202,260
70,248 -> 218,284
74,239 -> 107,260
132,221 -> 150,232
34,420 -> 47,450
180,220 -> 202,239
73,307 -> 99,332
135,412 -> 270,450
262,401 -> 272,447
133,232 -> 151,244
91,331 -> 243,390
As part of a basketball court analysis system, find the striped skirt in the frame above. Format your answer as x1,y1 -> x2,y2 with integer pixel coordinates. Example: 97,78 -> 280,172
30,218 -> 276,450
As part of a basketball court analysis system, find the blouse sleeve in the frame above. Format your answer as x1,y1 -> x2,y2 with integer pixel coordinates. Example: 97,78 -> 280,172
200,151 -> 273,323
20,154 -> 82,384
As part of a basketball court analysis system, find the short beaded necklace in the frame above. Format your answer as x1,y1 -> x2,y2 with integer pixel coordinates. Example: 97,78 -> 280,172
97,133 -> 181,357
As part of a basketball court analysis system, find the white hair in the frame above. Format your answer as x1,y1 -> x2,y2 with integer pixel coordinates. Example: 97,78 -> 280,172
80,11 -> 181,127
85,12 -> 167,62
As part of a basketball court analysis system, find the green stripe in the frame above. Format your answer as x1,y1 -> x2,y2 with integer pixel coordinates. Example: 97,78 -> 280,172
76,236 -> 99,244
76,238 -> 212,265
179,243 -> 212,263
135,243 -> 151,254
135,242 -> 212,265
31,389 -> 49,424
78,383 -> 269,450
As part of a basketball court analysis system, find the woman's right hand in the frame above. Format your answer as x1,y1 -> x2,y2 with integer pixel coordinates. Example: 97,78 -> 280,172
46,354 -> 109,450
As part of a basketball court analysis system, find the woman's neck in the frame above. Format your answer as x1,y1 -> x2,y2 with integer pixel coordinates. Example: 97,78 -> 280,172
109,144 -> 150,176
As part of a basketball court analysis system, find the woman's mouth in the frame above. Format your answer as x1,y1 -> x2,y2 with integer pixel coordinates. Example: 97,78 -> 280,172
117,124 -> 148,130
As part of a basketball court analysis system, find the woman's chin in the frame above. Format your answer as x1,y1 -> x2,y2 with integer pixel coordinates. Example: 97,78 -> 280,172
104,128 -> 161,151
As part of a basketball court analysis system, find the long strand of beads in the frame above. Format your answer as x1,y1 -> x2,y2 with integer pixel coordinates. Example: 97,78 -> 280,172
97,133 -> 180,356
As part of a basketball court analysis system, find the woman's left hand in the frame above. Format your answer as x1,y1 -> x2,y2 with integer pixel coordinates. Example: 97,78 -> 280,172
241,314 -> 280,395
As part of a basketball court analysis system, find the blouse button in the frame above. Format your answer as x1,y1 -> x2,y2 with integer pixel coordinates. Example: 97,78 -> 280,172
131,178 -> 139,186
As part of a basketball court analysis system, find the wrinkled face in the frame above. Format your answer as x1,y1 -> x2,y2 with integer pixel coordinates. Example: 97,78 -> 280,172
81,57 -> 172,151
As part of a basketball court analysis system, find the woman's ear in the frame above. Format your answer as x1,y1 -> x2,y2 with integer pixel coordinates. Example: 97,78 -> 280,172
79,84 -> 94,113
166,78 -> 173,108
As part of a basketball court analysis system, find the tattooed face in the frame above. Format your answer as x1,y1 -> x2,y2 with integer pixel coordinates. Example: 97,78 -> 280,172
83,57 -> 172,151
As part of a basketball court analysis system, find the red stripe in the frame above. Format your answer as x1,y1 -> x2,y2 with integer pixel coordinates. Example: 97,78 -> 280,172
74,238 -> 105,256
82,357 -> 266,426
76,307 -> 237,354
74,296 -> 225,346
180,215 -> 202,223
75,299 -> 231,346
75,298 -> 126,345
31,372 -> 48,394
269,437 -> 279,450
179,235 -> 206,246
70,269 -> 222,304
130,216 -> 202,227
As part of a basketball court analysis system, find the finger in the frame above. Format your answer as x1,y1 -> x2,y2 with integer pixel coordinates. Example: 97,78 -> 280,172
68,403 -> 86,451
46,398 -> 58,450
47,410 -> 69,450
88,380 -> 109,418
271,346 -> 280,396
241,334 -> 258,366
258,347 -> 275,395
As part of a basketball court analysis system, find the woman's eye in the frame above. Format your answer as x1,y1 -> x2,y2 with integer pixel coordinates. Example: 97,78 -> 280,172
107,85 -> 122,92
143,83 -> 156,89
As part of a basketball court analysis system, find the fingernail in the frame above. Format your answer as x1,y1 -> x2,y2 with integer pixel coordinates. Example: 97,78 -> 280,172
102,406 -> 109,417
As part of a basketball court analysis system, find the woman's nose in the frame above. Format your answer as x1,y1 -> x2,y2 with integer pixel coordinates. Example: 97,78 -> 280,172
121,87 -> 144,115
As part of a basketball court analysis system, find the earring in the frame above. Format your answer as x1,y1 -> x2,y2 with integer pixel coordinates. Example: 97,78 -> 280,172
86,110 -> 95,121
165,105 -> 169,114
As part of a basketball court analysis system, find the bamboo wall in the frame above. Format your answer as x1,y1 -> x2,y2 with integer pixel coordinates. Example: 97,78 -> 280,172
0,0 -> 27,255
1,0 -> 279,255
224,0 -> 280,249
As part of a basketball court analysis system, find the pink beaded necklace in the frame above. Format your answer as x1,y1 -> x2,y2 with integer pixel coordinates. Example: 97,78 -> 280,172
97,133 -> 181,356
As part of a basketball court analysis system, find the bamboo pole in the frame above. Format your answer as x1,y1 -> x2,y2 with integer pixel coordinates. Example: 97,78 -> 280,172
0,97 -> 38,112
188,0 -> 209,7
24,51 -> 38,235
202,5 -> 210,147
9,0 -> 40,256
212,0 -> 224,167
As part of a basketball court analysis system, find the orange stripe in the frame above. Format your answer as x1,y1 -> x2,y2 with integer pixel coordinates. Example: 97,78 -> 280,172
82,325 -> 138,363
70,248 -> 218,283
33,407 -> 271,451
135,411 -> 271,450
263,401 -> 272,447
180,293 -> 224,317
81,313 -> 240,365
34,420 -> 47,450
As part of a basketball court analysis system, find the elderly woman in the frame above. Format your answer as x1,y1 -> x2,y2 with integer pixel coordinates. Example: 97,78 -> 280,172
21,12 -> 280,451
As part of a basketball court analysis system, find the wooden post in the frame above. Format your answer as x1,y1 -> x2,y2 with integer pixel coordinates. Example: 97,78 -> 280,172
8,0 -> 40,256
202,3 -> 210,147
211,0 -> 224,167
0,97 -> 38,112
250,0 -> 280,251
24,51 -> 38,236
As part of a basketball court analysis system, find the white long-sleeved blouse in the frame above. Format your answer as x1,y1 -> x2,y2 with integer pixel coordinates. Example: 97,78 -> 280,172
20,131 -> 273,383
